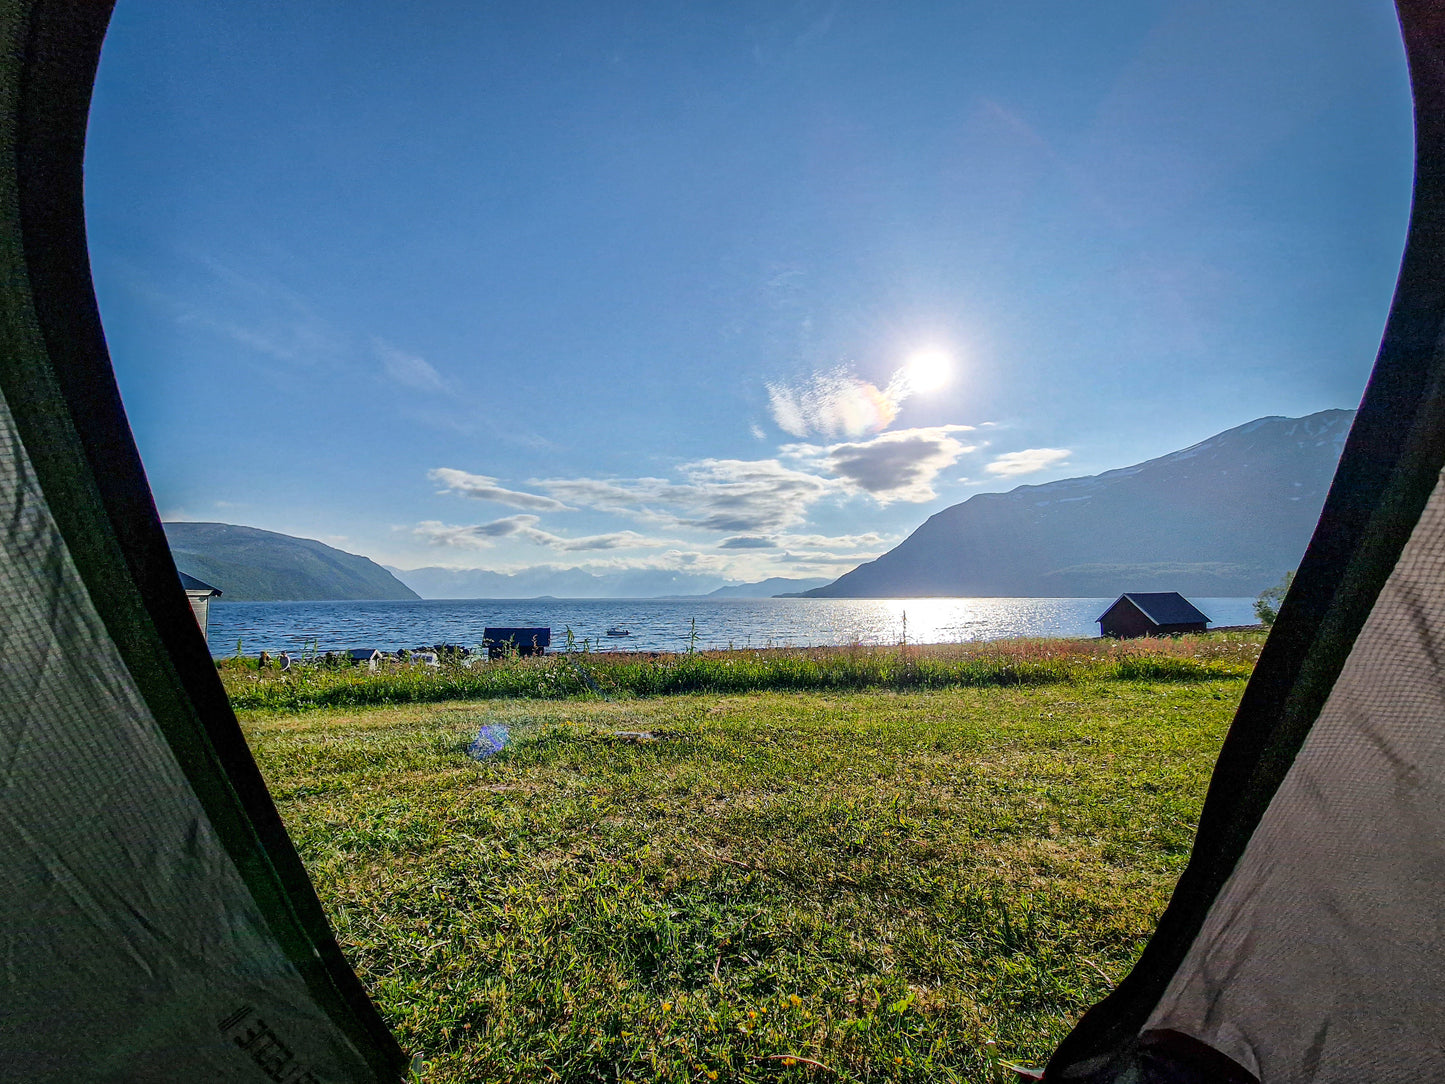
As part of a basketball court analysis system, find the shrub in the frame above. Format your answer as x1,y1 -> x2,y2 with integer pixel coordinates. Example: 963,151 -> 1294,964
1254,570 -> 1295,627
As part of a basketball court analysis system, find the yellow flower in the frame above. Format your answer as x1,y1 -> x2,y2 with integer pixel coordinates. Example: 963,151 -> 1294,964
662,1001 -> 673,1012
782,1057 -> 797,1066
747,1011 -> 757,1020
789,994 -> 802,1007
708,1073 -> 718,1081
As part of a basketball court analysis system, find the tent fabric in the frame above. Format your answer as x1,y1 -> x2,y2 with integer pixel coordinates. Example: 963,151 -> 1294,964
1143,467 -> 1445,1079
0,357 -> 374,1082
0,0 -> 406,1078
1047,1 -> 1445,1078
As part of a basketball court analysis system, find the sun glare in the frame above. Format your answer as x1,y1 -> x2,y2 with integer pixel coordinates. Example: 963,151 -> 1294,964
902,348 -> 953,394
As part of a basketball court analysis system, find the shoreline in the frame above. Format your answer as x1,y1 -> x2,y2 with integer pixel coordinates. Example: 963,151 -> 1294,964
217,625 -> 1269,664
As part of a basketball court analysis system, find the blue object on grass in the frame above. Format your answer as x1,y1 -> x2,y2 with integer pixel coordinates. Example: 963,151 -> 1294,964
468,724 -> 510,759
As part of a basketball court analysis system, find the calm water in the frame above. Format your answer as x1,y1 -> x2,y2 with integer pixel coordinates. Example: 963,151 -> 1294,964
205,596 -> 1260,657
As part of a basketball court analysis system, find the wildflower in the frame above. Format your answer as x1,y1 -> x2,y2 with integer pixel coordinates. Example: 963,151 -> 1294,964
782,1057 -> 797,1066
662,1001 -> 673,1012
788,994 -> 802,1007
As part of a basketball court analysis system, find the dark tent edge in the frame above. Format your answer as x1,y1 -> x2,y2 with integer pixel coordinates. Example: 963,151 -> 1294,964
1047,1 -> 1445,1076
0,1 -> 405,1077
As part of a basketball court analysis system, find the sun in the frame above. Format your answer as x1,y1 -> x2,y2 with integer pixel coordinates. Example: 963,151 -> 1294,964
901,348 -> 953,394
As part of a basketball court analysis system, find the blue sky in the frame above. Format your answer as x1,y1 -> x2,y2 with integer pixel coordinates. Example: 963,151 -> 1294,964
86,1 -> 1414,592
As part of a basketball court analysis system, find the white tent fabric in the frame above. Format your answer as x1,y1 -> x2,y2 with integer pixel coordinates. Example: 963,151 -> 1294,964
0,382 -> 374,1080
1143,469 -> 1445,1081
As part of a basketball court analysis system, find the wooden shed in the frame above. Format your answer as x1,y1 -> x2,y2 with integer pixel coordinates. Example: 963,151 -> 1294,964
347,648 -> 383,670
1097,592 -> 1209,638
178,571 -> 221,639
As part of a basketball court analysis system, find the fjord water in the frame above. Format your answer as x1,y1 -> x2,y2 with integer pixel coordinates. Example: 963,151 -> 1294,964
204,596 -> 1260,657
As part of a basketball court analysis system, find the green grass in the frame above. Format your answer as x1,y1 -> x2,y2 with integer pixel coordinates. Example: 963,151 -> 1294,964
222,633 -> 1262,712
243,673 -> 1249,1083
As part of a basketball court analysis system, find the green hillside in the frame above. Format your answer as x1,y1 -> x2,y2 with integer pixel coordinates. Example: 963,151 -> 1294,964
164,522 -> 419,602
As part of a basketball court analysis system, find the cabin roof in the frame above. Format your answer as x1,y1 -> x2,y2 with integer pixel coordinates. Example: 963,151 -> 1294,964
178,571 -> 221,596
1098,592 -> 1209,625
347,647 -> 381,660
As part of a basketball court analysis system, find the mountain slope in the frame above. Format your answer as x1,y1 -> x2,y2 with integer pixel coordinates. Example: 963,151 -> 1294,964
164,522 -> 419,601
705,577 -> 832,599
805,410 -> 1353,599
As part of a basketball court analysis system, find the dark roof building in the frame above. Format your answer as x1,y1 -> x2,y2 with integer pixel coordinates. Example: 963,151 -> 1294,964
178,571 -> 221,639
1097,592 -> 1210,638
483,627 -> 551,659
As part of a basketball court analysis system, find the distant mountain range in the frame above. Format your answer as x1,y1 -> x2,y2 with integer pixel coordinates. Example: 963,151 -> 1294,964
164,522 -> 418,601
706,577 -> 832,598
387,566 -> 828,600
804,409 -> 1353,599
387,565 -> 729,599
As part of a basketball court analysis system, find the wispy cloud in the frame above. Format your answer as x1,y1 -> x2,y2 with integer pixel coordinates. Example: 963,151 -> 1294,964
764,352 -> 955,440
376,340 -> 446,392
414,516 -> 654,552
766,366 -> 900,438
986,448 -> 1072,476
168,255 -> 349,367
193,316 -> 343,365
429,468 -> 569,511
538,458 -> 836,535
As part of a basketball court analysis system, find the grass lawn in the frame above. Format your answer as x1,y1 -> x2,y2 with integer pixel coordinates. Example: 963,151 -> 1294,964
243,675 -> 1247,1083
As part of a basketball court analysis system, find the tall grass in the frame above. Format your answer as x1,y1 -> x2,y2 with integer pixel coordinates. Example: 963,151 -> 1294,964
220,634 -> 1263,713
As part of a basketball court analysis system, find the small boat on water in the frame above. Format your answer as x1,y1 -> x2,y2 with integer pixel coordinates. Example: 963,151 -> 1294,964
605,626 -> 631,637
